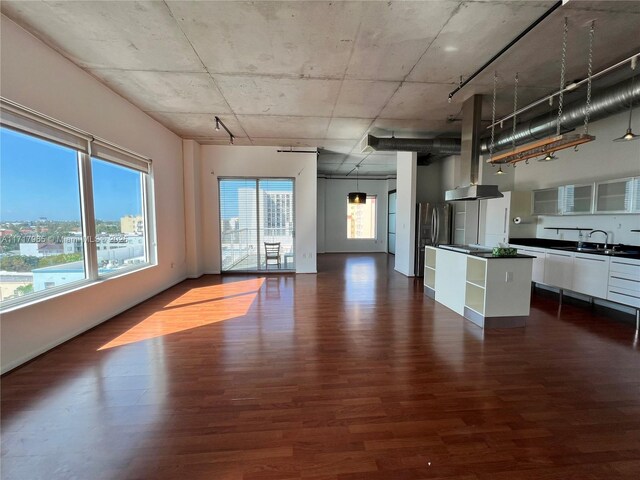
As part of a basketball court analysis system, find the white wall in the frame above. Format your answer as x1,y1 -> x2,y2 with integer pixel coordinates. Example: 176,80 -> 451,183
320,178 -> 389,253
1,16 -> 187,373
200,146 -> 317,274
513,111 -> 640,246
395,151 -> 417,276
183,139 -> 203,277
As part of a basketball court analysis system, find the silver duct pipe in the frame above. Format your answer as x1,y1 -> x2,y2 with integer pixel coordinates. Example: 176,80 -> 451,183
365,77 -> 639,156
480,76 -> 640,153
366,135 -> 460,155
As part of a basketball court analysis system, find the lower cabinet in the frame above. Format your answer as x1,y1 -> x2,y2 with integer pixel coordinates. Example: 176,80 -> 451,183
608,257 -> 640,308
511,243 -> 640,310
572,253 -> 610,298
514,246 -> 545,283
544,251 -> 574,290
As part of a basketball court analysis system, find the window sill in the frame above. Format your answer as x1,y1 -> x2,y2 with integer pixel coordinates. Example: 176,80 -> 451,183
0,263 -> 157,314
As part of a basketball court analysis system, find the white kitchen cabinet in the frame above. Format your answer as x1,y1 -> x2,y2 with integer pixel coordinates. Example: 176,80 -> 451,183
532,188 -> 562,215
512,245 -> 546,283
632,177 -> 640,213
562,183 -> 594,215
483,191 -> 534,247
464,255 -> 532,328
607,257 -> 640,308
434,248 -> 467,315
424,246 -> 436,292
544,250 -> 574,290
595,178 -> 634,213
572,253 -> 610,298
427,247 -> 532,328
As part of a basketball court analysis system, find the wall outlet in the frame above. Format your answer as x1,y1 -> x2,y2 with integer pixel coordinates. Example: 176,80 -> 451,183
505,271 -> 513,282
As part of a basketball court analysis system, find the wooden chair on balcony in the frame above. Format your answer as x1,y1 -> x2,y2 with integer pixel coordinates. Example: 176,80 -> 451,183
264,242 -> 281,269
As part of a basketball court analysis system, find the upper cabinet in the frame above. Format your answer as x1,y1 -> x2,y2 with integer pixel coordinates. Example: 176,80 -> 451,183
562,184 -> 593,215
532,187 -> 562,215
632,178 -> 640,213
532,176 -> 640,216
595,178 -> 634,213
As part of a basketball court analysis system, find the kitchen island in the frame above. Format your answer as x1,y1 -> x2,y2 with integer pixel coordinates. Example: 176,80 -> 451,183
424,245 -> 534,328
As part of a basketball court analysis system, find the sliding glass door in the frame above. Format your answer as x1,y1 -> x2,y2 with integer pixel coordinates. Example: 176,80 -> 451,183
219,178 -> 295,272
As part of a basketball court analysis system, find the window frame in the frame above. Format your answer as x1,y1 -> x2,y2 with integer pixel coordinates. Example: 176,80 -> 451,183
346,194 -> 378,240
0,99 -> 156,312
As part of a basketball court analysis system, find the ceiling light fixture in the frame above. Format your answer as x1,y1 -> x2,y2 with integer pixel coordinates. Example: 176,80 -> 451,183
613,69 -> 639,142
495,165 -> 505,175
214,116 -> 235,145
539,152 -> 558,162
348,165 -> 366,204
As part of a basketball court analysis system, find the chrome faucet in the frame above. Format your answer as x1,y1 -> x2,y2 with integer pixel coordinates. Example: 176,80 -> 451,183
588,230 -> 609,249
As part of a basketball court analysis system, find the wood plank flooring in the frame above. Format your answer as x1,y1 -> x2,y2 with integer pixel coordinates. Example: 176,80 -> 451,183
2,253 -> 639,479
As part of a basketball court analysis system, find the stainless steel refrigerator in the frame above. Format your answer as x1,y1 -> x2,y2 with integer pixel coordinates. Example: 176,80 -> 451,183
414,203 -> 452,277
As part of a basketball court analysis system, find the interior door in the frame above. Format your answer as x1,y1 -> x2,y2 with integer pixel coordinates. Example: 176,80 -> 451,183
388,190 -> 396,254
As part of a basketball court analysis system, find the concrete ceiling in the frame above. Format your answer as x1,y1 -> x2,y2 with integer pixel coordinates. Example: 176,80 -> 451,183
2,1 -> 639,176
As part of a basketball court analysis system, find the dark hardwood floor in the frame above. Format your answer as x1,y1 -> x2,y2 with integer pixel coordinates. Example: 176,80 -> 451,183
2,253 -> 639,479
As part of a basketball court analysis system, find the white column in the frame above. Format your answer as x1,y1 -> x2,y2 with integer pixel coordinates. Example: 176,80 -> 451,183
183,139 -> 203,278
395,151 -> 417,276
316,177 -> 326,253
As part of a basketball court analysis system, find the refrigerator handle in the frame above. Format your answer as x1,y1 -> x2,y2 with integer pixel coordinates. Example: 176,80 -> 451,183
431,208 -> 438,245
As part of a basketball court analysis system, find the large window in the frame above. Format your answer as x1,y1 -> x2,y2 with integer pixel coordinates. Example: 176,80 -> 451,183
219,178 -> 295,272
0,128 -> 86,300
92,158 -> 147,272
347,196 -> 377,239
0,101 -> 154,309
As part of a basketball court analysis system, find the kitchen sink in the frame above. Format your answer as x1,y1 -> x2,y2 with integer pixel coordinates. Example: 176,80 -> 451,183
575,247 -> 603,253
550,246 -> 636,256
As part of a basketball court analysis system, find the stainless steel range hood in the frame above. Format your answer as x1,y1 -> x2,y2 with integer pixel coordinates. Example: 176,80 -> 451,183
445,183 -> 503,201
445,95 -> 503,202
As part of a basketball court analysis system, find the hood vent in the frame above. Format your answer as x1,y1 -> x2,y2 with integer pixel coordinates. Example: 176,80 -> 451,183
445,94 -> 503,202
445,184 -> 503,201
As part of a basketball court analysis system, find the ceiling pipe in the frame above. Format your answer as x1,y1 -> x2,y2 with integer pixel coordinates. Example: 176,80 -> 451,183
480,76 -> 640,153
363,135 -> 461,155
364,76 -> 640,156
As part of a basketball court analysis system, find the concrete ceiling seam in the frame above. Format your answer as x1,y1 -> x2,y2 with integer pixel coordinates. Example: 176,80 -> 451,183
335,1 -> 464,171
162,0 -> 251,142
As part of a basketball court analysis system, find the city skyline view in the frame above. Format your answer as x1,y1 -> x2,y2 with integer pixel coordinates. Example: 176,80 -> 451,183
219,179 -> 294,220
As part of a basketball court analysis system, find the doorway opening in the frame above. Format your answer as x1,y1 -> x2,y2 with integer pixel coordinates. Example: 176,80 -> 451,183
219,178 -> 295,272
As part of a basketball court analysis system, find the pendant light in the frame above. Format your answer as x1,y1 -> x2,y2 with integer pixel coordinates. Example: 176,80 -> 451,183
613,66 -> 639,142
348,165 -> 366,204
495,165 -> 505,175
538,151 -> 558,162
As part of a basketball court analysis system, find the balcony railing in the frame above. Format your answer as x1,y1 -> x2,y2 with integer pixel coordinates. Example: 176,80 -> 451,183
221,227 -> 294,271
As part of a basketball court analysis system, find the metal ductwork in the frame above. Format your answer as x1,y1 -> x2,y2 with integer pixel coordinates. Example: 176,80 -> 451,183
360,134 -> 460,155
445,95 -> 503,201
481,76 -> 640,153
362,76 -> 640,157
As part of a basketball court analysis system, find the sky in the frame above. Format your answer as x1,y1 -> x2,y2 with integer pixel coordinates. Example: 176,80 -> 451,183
1,128 -> 142,222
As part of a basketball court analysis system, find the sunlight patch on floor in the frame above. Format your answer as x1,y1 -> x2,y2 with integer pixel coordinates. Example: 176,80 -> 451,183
98,278 -> 265,350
